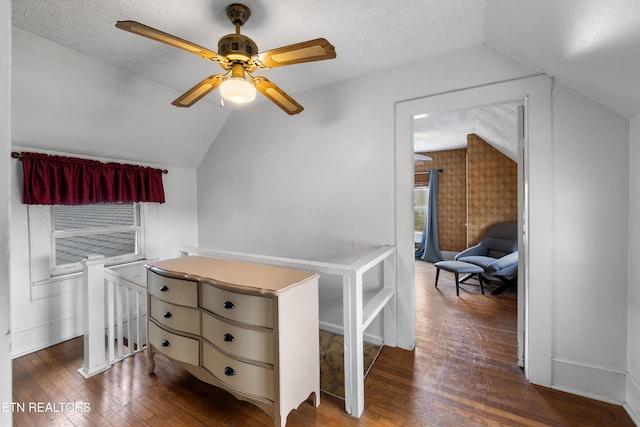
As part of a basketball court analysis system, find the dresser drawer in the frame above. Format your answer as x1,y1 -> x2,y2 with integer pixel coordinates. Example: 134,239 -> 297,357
149,321 -> 199,366
202,312 -> 273,364
150,296 -> 200,335
148,271 -> 198,307
201,283 -> 273,328
202,342 -> 274,401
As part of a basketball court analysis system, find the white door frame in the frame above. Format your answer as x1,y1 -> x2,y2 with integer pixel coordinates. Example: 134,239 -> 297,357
394,74 -> 553,386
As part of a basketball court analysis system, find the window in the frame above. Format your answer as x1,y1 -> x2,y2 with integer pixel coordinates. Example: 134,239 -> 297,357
414,186 -> 428,243
51,203 -> 144,275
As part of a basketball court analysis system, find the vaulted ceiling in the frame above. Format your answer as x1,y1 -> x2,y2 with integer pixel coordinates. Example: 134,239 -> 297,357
11,0 -> 640,166
12,0 -> 488,107
487,0 -> 640,119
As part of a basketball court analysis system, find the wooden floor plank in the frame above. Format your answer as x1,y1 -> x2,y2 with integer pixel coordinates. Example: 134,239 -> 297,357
11,261 -> 635,426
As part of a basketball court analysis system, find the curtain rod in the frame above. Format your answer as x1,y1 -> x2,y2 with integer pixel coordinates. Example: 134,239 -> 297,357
11,151 -> 169,174
414,169 -> 443,175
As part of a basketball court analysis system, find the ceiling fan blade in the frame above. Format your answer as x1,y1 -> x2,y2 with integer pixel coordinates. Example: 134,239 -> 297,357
252,76 -> 303,115
115,20 -> 229,66
252,38 -> 336,69
172,74 -> 226,107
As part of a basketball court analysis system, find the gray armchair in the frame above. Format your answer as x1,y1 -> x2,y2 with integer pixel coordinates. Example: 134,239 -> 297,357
454,222 -> 518,295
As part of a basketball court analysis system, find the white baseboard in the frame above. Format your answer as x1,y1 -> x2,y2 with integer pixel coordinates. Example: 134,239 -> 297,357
626,374 -> 640,425
11,316 -> 83,359
551,358 -> 627,404
624,404 -> 640,426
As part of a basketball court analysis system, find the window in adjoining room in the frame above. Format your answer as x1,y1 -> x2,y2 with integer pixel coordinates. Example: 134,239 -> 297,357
51,203 -> 144,276
414,186 -> 428,243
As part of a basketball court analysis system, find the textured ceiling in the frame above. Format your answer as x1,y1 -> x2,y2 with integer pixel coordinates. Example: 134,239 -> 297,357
414,103 -> 519,160
12,0 -> 488,103
10,0 -> 640,167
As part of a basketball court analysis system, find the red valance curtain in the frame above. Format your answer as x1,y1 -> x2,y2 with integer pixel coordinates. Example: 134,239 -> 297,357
21,152 -> 165,205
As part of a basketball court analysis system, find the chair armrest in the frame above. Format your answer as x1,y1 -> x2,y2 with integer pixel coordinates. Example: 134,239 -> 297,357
455,244 -> 485,260
486,251 -> 518,273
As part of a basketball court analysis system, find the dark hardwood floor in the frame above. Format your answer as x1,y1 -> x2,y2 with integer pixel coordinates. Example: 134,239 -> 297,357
12,261 -> 635,426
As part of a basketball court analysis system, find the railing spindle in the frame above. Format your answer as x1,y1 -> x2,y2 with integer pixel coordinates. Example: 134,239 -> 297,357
107,279 -> 115,363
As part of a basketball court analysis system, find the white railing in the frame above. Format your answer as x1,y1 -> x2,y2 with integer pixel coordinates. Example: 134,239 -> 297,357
177,245 -> 397,419
78,255 -> 147,379
104,266 -> 147,364
77,246 -> 396,419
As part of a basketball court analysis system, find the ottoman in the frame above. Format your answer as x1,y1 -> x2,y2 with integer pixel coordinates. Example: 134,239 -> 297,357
434,260 -> 484,296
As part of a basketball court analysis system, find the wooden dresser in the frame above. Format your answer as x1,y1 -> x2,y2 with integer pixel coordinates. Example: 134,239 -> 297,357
145,255 -> 320,427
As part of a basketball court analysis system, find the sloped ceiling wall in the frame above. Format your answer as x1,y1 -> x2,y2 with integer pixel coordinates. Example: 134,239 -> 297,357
10,0 -> 640,169
11,0 -> 491,167
486,0 -> 640,118
12,28 -> 229,169
11,0 -> 488,100
414,103 -> 519,160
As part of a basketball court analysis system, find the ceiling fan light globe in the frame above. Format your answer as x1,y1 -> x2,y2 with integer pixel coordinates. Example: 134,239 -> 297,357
220,77 -> 256,104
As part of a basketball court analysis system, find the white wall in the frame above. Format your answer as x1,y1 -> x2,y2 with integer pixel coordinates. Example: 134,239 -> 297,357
0,1 -> 12,424
10,26 -> 203,357
155,167 -> 199,260
627,114 -> 640,420
196,45 -> 534,339
9,152 -> 198,357
11,28 -> 229,170
196,43 -> 637,408
550,83 -> 630,402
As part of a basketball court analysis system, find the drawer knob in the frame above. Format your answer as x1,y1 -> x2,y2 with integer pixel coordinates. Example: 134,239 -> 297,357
160,285 -> 169,292
223,333 -> 235,342
224,366 -> 236,377
161,340 -> 170,347
163,311 -> 172,318
223,301 -> 235,310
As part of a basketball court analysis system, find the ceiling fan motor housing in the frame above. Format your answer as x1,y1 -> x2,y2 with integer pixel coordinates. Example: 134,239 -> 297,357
226,3 -> 251,26
218,33 -> 258,62
219,4 -> 256,62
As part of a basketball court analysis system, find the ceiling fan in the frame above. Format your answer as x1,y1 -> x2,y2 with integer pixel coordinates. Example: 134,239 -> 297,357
116,3 -> 336,115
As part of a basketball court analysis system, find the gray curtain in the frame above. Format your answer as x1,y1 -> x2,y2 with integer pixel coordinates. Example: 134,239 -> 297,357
415,169 -> 443,262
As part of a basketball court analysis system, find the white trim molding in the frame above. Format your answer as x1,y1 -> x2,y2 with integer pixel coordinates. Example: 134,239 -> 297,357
394,74 -> 553,384
626,373 -> 640,424
552,357 -> 627,404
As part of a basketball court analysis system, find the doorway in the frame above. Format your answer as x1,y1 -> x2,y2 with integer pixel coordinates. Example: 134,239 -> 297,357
412,101 -> 523,365
393,75 -> 554,385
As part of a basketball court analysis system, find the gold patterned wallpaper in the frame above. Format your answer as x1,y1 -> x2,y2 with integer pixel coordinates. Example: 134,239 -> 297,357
414,148 -> 467,252
466,134 -> 517,245
415,134 -> 517,251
